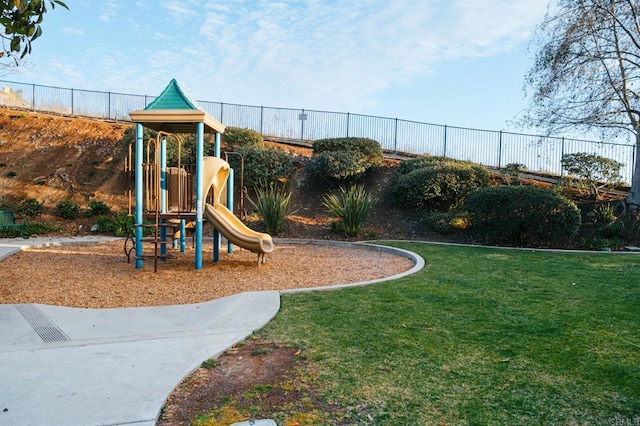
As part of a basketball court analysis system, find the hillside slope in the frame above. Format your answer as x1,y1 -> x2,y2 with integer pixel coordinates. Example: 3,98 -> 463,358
0,109 -> 129,212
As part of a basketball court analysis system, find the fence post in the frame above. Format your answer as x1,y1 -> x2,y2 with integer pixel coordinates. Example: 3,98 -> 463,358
71,88 -> 74,116
560,137 -> 565,178
220,102 -> 224,123
108,92 -> 111,120
346,112 -> 350,137
300,109 -> 305,143
260,106 -> 264,135
498,131 -> 503,169
394,118 -> 398,153
443,125 -> 448,157
31,84 -> 35,111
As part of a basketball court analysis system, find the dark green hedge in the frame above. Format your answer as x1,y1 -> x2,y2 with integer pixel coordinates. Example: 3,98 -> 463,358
223,127 -> 264,151
310,137 -> 383,182
393,162 -> 490,209
465,185 -> 581,246
230,145 -> 294,189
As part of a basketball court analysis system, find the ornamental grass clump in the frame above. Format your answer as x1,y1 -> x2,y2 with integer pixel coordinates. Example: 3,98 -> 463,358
323,185 -> 377,237
249,182 -> 292,235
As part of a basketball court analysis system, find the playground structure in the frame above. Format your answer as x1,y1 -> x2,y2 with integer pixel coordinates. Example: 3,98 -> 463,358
127,79 -> 273,271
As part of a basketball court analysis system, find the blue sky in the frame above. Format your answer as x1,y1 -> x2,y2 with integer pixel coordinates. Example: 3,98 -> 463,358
5,0 -> 551,133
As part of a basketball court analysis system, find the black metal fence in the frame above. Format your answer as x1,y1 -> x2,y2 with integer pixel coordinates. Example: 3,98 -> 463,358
0,79 -> 635,184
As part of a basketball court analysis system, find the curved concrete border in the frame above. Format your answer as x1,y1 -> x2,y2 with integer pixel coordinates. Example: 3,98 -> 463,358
275,238 -> 425,294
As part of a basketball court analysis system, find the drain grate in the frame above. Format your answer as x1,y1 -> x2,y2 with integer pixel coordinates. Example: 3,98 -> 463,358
14,304 -> 70,343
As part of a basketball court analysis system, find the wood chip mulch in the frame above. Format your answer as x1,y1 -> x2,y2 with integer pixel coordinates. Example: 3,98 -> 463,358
0,241 -> 414,308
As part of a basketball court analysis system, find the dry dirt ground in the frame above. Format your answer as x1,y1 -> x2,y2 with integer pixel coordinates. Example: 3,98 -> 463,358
0,108 -> 436,425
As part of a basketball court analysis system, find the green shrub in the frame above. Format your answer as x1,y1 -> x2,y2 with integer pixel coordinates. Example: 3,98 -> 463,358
323,185 -> 377,237
396,156 -> 459,176
311,137 -> 383,182
465,186 -> 581,246
94,215 -> 118,234
248,182 -> 292,235
230,146 -> 294,189
394,163 -> 490,209
56,200 -> 80,219
87,200 -> 111,216
24,221 -> 59,235
19,198 -> 43,218
424,211 -> 470,235
223,127 -> 263,151
6,171 -> 16,178
313,137 -> 382,164
503,163 -> 527,185
311,150 -> 368,182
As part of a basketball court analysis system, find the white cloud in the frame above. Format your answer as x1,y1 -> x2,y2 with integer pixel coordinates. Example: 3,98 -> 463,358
63,27 -> 85,36
99,0 -> 119,23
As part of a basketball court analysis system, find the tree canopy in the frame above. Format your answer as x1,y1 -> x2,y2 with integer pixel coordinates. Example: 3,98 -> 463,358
523,0 -> 640,207
0,0 -> 68,61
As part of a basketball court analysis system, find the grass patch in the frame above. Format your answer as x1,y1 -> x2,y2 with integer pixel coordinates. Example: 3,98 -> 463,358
257,243 -> 640,425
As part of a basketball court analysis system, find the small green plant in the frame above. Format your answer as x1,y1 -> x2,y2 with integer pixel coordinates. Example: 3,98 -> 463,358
503,163 -> 527,185
323,185 -> 377,237
424,211 -> 470,234
24,221 -> 59,235
19,198 -> 43,218
6,170 -> 16,177
593,203 -> 617,223
248,181 -> 292,235
0,162 -> 6,168
87,200 -> 111,216
56,200 -> 80,219
200,358 -> 219,369
94,215 -> 118,234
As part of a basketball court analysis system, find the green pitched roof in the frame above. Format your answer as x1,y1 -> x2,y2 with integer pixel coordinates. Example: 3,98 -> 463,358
144,79 -> 202,111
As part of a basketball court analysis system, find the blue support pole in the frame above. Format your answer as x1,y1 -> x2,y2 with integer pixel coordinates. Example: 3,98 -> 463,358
195,123 -> 204,270
134,124 -> 144,269
180,219 -> 186,253
160,136 -> 167,259
227,168 -> 234,254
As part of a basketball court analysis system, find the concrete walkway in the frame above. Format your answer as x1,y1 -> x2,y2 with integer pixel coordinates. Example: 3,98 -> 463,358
0,237 -> 281,426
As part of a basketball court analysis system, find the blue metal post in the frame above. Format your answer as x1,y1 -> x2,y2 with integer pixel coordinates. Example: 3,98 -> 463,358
195,123 -> 204,270
227,168 -> 234,254
134,124 -> 144,268
160,136 -> 167,259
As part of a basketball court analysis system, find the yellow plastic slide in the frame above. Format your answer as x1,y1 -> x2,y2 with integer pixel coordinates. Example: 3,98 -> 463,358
202,156 -> 273,263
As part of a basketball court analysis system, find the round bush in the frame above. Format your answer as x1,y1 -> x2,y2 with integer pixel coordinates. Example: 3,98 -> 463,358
311,150 -> 368,182
19,198 -> 43,218
87,200 -> 111,216
312,137 -> 382,165
393,163 -> 490,209
465,185 -> 581,246
223,127 -> 263,151
56,200 -> 80,219
396,156 -> 457,176
230,145 -> 294,189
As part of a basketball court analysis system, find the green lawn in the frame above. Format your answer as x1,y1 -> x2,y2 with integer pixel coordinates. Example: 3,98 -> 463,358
258,243 -> 640,425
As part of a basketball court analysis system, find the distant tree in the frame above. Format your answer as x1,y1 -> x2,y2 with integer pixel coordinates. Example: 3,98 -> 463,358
0,0 -> 68,61
522,0 -> 640,210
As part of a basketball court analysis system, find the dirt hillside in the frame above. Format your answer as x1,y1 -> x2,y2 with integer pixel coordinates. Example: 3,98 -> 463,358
0,109 -> 129,212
